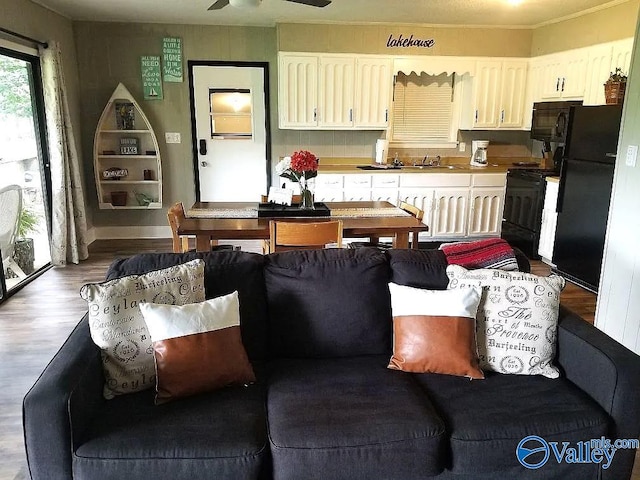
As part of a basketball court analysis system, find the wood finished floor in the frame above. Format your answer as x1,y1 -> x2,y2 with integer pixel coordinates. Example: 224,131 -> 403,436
0,239 -> 637,479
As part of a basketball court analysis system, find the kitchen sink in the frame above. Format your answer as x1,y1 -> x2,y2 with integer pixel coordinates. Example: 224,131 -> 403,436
400,165 -> 461,170
356,165 -> 402,170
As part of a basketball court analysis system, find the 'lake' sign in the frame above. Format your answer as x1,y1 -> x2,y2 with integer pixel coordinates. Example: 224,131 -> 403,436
386,34 -> 435,49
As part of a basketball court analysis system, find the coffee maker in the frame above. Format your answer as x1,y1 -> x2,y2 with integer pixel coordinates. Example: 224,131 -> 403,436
470,140 -> 489,167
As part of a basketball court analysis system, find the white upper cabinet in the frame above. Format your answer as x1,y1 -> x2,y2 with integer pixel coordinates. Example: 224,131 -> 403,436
499,60 -> 528,128
579,38 -> 633,106
468,59 -> 527,130
319,56 -> 355,127
472,60 -> 502,128
279,54 -> 318,128
584,43 -> 615,106
278,52 -> 393,130
354,57 -> 392,128
611,37 -> 634,75
540,48 -> 589,100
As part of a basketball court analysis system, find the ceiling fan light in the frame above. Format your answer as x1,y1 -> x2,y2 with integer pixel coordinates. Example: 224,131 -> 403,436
229,0 -> 260,8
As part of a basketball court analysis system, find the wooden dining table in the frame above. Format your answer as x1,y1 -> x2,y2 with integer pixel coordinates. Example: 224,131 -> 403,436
179,200 -> 428,251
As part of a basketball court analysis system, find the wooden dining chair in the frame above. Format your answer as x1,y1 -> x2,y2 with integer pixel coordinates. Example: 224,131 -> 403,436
269,220 -> 343,253
259,194 -> 302,254
348,201 -> 425,250
167,202 -> 238,253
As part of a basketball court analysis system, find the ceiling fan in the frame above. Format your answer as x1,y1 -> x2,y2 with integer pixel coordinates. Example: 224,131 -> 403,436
208,0 -> 331,11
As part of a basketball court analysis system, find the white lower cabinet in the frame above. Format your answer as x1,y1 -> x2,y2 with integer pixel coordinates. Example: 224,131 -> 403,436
468,187 -> 505,236
538,179 -> 559,265
432,188 -> 469,237
315,171 -> 506,241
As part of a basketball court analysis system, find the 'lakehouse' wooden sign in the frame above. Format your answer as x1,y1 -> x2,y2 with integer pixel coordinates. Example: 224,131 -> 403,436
386,34 -> 435,49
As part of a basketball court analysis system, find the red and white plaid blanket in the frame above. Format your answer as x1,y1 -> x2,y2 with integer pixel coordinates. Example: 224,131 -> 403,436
439,238 -> 519,271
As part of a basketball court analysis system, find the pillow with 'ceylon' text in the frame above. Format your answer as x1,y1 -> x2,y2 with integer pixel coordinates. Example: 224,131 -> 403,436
446,265 -> 565,378
79,259 -> 205,399
387,282 -> 484,379
139,291 -> 256,404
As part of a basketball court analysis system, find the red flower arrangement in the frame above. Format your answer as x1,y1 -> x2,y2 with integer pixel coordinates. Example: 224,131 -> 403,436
275,150 -> 319,209
290,150 -> 319,176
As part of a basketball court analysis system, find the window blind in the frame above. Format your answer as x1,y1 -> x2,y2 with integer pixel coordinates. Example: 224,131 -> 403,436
392,72 -> 454,142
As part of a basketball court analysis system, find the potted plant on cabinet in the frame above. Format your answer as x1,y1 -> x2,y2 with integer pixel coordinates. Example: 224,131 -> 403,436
604,67 -> 627,105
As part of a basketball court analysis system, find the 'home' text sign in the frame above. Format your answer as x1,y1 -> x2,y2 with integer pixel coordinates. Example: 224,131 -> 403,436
387,34 -> 435,49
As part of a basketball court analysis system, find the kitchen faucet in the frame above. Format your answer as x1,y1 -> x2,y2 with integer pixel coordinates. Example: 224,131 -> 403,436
413,155 -> 441,167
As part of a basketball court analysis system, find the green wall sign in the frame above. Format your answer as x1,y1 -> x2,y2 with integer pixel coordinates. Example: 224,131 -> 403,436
163,37 -> 183,83
141,55 -> 163,100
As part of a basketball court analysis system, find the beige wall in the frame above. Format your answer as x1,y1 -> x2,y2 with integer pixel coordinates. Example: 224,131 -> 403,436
531,0 -> 639,56
278,23 -> 532,57
74,22 -> 389,231
74,22 -> 277,229
0,0 -> 86,224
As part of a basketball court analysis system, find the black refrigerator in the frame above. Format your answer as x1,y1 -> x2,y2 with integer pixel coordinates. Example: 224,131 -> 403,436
552,104 -> 623,293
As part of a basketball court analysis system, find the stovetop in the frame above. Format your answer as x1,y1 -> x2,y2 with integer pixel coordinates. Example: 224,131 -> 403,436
507,168 -> 558,178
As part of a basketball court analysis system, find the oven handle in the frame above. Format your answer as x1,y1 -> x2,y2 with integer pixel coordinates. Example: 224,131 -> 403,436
556,158 -> 568,214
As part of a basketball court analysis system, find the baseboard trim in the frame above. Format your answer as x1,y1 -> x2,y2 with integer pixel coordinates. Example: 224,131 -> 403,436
89,226 -> 172,241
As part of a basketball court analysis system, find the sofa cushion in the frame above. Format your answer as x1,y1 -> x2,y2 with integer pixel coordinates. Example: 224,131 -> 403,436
267,356 -> 446,480
387,283 -> 484,379
73,373 -> 268,480
387,248 -> 531,293
446,265 -> 565,378
139,292 -> 256,404
412,371 -> 610,477
264,249 -> 391,358
80,259 -> 206,399
106,251 -> 269,361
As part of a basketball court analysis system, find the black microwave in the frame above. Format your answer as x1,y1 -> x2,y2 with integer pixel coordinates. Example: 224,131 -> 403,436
530,101 -> 582,143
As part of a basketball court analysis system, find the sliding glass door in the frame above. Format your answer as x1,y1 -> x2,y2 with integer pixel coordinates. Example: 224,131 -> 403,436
0,47 -> 51,302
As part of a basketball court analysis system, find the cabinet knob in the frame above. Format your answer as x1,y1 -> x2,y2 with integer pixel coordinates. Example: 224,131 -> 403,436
313,108 -> 317,122
200,161 -> 208,167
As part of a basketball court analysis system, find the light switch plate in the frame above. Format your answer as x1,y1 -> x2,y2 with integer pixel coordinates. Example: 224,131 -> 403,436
626,145 -> 637,167
459,142 -> 466,152
165,132 -> 181,144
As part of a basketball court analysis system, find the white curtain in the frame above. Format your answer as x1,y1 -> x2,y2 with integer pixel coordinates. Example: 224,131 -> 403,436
39,41 -> 89,265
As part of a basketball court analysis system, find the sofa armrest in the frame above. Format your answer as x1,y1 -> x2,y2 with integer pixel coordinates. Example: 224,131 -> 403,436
556,306 -> 640,480
23,316 -> 103,480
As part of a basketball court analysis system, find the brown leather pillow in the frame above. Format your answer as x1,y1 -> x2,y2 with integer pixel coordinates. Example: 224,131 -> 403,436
387,283 -> 484,379
139,291 -> 256,404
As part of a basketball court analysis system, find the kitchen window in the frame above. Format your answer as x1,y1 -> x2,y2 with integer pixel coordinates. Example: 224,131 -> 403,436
391,72 -> 461,147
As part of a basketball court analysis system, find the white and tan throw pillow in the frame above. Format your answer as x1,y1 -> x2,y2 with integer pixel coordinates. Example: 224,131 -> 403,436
80,259 -> 205,399
387,282 -> 484,379
139,291 -> 256,404
446,265 -> 565,378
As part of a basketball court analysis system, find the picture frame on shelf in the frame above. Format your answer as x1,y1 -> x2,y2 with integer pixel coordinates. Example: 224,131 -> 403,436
119,137 -> 140,155
115,102 -> 135,130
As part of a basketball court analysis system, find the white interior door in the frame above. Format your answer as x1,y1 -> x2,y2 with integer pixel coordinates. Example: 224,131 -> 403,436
192,65 -> 268,201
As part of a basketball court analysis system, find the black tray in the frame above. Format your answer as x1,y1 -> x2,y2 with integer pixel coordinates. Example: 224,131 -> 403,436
258,202 -> 331,217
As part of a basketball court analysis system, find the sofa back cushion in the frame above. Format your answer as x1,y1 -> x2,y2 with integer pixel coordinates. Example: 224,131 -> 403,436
264,249 -> 391,358
387,249 -> 451,289
106,251 -> 269,361
387,248 -> 531,290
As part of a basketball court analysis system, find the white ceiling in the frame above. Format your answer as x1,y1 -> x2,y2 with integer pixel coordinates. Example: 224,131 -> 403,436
31,0 -> 627,28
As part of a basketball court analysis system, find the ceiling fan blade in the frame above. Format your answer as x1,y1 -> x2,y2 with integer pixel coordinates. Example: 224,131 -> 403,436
285,0 -> 332,7
208,0 -> 230,10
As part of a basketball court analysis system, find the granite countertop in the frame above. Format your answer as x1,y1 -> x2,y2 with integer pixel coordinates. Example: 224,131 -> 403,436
316,157 -> 548,175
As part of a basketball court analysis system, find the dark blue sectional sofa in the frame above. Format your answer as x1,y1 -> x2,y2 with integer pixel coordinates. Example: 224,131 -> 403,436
23,248 -> 640,479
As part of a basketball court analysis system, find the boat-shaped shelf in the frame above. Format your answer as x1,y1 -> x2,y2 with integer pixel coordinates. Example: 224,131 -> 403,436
93,83 -> 162,209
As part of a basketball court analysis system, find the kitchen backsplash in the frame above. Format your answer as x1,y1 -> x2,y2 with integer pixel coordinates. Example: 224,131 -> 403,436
272,128 -> 539,162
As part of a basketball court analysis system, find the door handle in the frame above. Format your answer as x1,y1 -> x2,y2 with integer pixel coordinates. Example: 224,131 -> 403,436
199,139 -> 207,155
561,78 -> 565,92
556,78 -> 560,92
